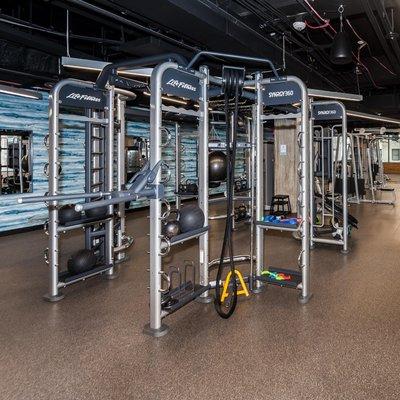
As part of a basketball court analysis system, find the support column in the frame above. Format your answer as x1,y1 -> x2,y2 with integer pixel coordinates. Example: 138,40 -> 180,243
198,65 -> 212,303
254,72 -> 264,293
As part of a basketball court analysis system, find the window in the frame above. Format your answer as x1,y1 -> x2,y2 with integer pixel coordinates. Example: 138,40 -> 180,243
0,129 -> 33,195
392,148 -> 400,161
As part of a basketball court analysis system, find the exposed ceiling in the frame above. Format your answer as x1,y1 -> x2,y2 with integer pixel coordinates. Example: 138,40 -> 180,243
1,0 -> 400,117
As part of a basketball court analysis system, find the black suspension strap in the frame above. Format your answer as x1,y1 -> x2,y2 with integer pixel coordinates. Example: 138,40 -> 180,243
214,66 -> 245,319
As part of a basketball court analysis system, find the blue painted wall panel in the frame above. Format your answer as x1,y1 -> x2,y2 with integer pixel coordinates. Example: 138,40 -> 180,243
0,94 -> 243,233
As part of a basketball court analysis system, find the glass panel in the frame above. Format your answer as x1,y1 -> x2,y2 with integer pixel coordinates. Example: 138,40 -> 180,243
392,148 -> 400,161
126,136 -> 149,181
0,129 -> 33,195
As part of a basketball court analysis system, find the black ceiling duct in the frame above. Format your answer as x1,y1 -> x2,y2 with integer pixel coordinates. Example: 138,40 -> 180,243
330,5 -> 352,65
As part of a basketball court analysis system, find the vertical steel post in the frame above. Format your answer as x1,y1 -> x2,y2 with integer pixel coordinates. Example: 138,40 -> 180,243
116,95 -> 126,262
350,134 -> 360,203
104,87 -> 116,277
174,122 -> 181,209
357,135 -> 363,179
254,72 -> 264,292
84,109 -> 92,250
309,105 -> 315,248
367,146 -> 375,202
18,138 -> 23,194
294,77 -> 311,303
43,83 -> 63,301
198,65 -> 212,303
248,116 -> 255,285
341,108 -> 348,253
144,62 -> 176,337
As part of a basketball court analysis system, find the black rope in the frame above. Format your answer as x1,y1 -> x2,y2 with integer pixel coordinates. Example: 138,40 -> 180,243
214,67 -> 244,319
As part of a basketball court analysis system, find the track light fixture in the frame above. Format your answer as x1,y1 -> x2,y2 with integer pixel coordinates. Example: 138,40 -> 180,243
330,5 -> 353,65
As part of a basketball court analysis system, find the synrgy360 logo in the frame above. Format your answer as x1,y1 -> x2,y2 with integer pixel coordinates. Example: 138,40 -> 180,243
318,110 -> 337,115
66,92 -> 101,102
268,90 -> 294,98
166,79 -> 197,92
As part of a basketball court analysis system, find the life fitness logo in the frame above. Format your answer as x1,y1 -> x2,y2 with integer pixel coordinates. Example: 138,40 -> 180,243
318,109 -> 337,116
166,79 -> 197,92
268,89 -> 294,98
66,92 -> 102,102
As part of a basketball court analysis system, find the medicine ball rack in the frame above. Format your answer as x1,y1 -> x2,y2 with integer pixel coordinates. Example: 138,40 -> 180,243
310,101 -> 350,253
18,79 -> 141,301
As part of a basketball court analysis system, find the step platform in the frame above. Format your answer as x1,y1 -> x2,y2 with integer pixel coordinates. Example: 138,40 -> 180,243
256,267 -> 302,289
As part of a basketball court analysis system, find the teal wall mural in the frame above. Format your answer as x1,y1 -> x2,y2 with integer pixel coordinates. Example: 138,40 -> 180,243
0,93 -> 246,233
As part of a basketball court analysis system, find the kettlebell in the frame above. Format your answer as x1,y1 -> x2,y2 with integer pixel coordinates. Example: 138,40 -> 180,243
163,210 -> 181,238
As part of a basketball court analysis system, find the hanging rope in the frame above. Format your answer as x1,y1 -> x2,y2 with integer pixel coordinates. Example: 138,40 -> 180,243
214,67 -> 245,319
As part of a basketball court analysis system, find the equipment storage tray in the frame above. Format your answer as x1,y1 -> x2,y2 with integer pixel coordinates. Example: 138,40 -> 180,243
256,267 -> 302,289
59,264 -> 113,286
169,226 -> 209,245
58,215 -> 114,231
256,220 -> 299,231
162,284 -> 210,315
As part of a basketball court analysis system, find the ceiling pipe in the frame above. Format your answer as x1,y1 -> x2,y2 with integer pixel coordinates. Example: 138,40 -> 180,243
191,0 -> 344,91
65,0 -> 199,52
373,0 -> 400,65
0,84 -> 42,100
362,0 -> 400,74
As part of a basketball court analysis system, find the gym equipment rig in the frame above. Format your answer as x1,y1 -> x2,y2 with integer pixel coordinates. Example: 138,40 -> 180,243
310,101 -> 351,253
18,76 -> 149,301
253,74 -> 312,303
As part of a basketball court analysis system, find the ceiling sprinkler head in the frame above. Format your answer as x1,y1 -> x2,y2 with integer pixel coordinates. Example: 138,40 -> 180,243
293,15 -> 306,31
387,31 -> 399,40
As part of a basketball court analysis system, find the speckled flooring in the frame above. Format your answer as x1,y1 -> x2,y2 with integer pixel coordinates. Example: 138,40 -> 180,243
1,179 -> 400,400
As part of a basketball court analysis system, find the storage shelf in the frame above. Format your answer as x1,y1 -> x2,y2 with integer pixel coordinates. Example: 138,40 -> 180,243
255,267 -> 302,289
169,226 -> 209,246
162,284 -> 210,315
58,215 -> 113,232
58,264 -> 113,286
256,220 -> 299,232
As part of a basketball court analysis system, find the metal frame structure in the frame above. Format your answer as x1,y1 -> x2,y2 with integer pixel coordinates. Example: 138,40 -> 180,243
253,75 -> 312,304
141,52 -> 313,336
143,62 -> 211,337
350,130 -> 396,205
310,101 -> 349,253
19,79 -> 136,301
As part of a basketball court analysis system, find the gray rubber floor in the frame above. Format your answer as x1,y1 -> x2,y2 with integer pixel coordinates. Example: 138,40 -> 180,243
1,179 -> 400,400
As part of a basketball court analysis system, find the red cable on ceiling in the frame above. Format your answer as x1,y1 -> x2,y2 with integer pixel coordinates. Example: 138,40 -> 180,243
346,18 -> 397,76
303,0 -> 384,89
305,20 -> 331,30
